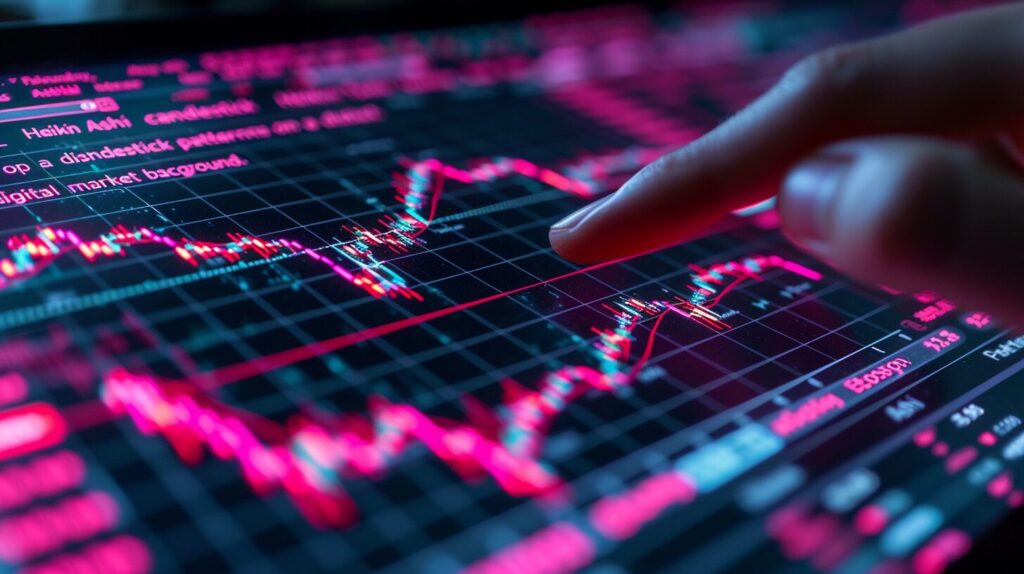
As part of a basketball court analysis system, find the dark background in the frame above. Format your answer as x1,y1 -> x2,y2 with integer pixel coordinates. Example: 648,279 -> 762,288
0,0 -> 1016,571
0,0 -> 617,24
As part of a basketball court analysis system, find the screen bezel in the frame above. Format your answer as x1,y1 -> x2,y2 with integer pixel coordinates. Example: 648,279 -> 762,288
0,0 -> 653,67
0,1 -> 1013,571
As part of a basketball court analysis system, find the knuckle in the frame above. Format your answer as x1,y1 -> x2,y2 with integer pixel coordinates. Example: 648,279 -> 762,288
782,44 -> 867,104
635,144 -> 693,189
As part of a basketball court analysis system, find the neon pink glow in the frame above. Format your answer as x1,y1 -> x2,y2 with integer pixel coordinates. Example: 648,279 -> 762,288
24,147 -> 781,393
768,506 -> 844,561
964,312 -> 992,329
100,253 -> 818,528
460,522 -> 595,574
0,155 -> 606,301
589,471 -> 695,539
179,257 -> 635,390
548,85 -> 699,147
0,372 -> 28,407
911,529 -> 971,574
986,471 -> 1012,498
913,427 -> 936,447
18,534 -> 151,574
0,491 -> 119,563
0,451 -> 86,513
921,329 -> 960,353
0,403 -> 67,462
778,260 -> 823,281
767,505 -> 866,570
842,358 -> 912,395
1007,490 -> 1024,508
944,446 -> 977,475
853,504 -> 888,536
810,532 -> 859,572
912,299 -> 956,324
978,431 -> 997,446
770,393 -> 845,438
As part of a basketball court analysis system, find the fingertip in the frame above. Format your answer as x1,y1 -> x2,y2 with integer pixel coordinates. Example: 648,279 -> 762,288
548,228 -> 592,264
548,194 -> 617,263
549,195 -> 611,234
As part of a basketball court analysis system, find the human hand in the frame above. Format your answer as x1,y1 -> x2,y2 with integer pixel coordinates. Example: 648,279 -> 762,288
549,3 -> 1024,325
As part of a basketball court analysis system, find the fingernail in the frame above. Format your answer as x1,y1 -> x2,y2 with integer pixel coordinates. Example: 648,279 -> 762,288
780,154 -> 852,244
550,194 -> 613,233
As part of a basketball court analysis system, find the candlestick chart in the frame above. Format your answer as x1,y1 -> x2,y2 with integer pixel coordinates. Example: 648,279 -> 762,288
0,2 -> 1019,574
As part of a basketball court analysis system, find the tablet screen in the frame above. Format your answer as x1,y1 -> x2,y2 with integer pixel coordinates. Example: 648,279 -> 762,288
0,2 -> 1016,573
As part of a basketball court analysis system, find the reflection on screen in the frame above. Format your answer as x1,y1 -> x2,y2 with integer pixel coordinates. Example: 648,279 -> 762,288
0,2 -> 1016,573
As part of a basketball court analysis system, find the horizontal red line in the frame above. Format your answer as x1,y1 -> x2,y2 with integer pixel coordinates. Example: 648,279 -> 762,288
183,253 -> 640,389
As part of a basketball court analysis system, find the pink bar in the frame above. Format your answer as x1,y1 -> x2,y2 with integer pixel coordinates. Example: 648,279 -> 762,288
0,97 -> 119,124
0,403 -> 67,462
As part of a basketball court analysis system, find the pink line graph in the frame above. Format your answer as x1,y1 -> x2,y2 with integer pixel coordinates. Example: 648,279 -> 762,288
2,148 -> 819,529
0,154 -> 618,300
0,143 -> 773,313
100,254 -> 820,529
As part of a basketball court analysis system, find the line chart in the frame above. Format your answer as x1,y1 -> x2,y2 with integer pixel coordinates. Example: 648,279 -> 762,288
0,143 -> 820,529
0,155 -> 604,300
100,254 -> 821,528
0,3 -> 1009,573
1,133 -> 822,566
0,147 -> 675,330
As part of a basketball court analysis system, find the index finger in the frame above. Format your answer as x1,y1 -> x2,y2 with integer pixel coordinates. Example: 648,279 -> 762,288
548,3 -> 1024,263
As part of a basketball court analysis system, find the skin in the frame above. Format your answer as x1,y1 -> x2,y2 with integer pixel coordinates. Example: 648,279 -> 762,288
548,3 -> 1024,326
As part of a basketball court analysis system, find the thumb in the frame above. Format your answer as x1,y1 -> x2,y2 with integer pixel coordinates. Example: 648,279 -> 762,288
779,136 -> 1024,326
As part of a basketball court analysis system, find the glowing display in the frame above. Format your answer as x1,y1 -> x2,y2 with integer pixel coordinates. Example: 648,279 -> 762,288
0,2 -> 1018,574
99,253 -> 816,528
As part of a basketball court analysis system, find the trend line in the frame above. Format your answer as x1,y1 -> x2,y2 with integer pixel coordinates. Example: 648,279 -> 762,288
100,254 -> 821,529
0,155 -> 603,301
0,146 -> 775,332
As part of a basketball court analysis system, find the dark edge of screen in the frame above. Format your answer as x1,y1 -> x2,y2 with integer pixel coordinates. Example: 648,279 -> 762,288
949,507 -> 1024,572
0,0 -> 857,70
0,0 -> 670,70
0,0 -> 1015,570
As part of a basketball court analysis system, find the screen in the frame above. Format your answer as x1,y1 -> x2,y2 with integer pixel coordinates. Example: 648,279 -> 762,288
0,2 -> 1016,573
